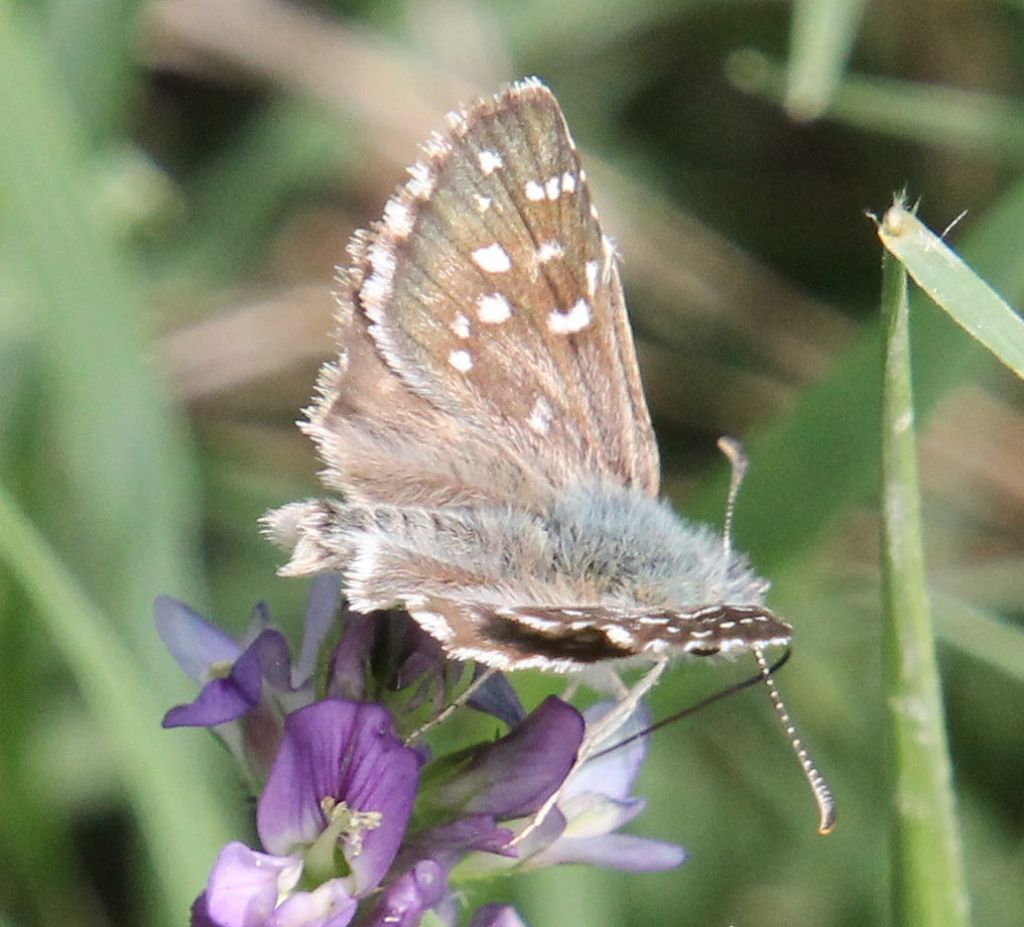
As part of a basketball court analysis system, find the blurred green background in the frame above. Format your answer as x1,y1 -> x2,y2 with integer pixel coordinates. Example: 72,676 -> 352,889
0,1 -> 1022,925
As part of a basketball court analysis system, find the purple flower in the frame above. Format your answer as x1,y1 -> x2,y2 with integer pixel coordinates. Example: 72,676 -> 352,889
456,702 -> 686,876
192,843 -> 356,927
259,700 -> 421,893
423,696 -> 584,820
361,860 -> 447,927
196,699 -> 422,927
157,577 -> 341,780
162,577 -> 685,927
325,607 -> 465,733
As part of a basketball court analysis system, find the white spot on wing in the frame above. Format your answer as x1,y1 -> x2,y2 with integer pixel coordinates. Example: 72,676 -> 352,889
585,260 -> 600,297
450,313 -> 471,339
472,243 -> 512,273
478,150 -> 503,175
527,395 -> 553,434
524,180 -> 545,201
448,349 -> 473,372
536,241 -> 563,263
545,176 -> 560,200
603,624 -> 635,646
561,172 -> 577,193
411,610 -> 454,641
548,298 -> 591,334
508,613 -> 563,631
474,194 -> 492,213
477,293 -> 512,324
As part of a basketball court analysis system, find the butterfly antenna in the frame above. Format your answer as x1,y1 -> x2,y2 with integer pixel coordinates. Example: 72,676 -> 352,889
753,646 -> 837,835
717,436 -> 748,557
590,649 -> 792,760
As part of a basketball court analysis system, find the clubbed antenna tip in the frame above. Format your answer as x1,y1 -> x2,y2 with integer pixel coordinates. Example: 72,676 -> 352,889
753,646 -> 837,836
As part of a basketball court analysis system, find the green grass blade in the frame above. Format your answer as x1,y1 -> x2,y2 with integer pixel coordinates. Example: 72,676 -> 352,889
935,596 -> 1024,685
876,202 -> 1024,378
0,482 -> 236,922
0,4 -> 236,921
728,51 -> 1024,162
44,0 -> 149,143
880,252 -> 971,927
0,1 -> 198,635
786,0 -> 869,119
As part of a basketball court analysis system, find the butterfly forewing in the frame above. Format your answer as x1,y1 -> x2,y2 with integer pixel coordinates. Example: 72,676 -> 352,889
359,78 -> 659,495
301,242 -> 554,511
404,598 -> 793,672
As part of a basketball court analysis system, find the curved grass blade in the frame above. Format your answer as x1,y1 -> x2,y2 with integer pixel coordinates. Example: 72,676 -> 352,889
877,201 -> 1024,379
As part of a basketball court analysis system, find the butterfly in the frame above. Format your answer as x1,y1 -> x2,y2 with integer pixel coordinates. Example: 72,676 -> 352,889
264,77 -> 834,834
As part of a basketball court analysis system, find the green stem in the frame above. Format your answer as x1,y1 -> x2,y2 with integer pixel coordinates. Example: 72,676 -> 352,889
880,252 -> 971,927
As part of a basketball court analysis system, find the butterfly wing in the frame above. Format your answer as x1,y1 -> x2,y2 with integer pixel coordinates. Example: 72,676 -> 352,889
309,77 -> 659,503
403,599 -> 793,671
301,242 -> 556,511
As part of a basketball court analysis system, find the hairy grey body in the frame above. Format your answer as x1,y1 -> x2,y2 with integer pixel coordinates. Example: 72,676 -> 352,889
270,481 -> 767,617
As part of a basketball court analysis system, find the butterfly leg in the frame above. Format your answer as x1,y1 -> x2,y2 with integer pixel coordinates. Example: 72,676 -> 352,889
577,657 -> 668,756
562,665 -> 627,702
511,657 -> 669,847
405,666 -> 498,744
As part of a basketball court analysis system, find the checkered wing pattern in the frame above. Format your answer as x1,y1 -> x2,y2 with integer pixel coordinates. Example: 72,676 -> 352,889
304,78 -> 658,509
404,599 -> 793,671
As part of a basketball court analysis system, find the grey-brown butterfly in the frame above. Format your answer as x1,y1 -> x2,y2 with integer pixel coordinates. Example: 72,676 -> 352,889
264,77 -> 834,835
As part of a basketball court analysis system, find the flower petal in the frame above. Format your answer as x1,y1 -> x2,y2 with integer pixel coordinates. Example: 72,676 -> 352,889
294,575 -> 342,688
254,629 -> 296,693
431,697 -> 583,818
327,609 -> 378,702
155,596 -> 240,683
395,814 -> 515,873
558,795 -> 645,840
525,832 -> 686,872
258,700 -> 421,894
162,651 -> 260,729
560,702 -> 649,803
361,861 -> 447,927
466,671 -> 525,728
162,630 -> 291,729
270,880 -> 357,927
203,842 -> 301,927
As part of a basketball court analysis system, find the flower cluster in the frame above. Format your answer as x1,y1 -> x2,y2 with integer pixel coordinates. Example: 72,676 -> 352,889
157,576 -> 685,927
